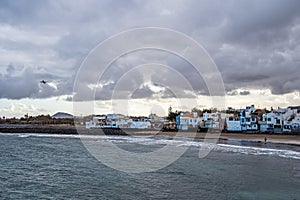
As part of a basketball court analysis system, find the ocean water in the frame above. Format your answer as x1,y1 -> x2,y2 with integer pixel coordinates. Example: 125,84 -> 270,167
0,133 -> 299,200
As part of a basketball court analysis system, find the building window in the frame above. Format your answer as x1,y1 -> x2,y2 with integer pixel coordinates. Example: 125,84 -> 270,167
267,118 -> 271,121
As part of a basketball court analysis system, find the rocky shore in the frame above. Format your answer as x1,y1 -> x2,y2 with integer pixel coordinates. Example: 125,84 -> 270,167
0,124 -> 127,135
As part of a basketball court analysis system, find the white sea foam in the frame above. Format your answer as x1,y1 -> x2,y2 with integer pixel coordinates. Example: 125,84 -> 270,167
102,136 -> 300,160
106,136 -> 300,160
2,133 -> 299,160
215,144 -> 300,160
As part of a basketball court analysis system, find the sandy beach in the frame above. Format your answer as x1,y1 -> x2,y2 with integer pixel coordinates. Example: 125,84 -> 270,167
217,133 -> 300,145
146,131 -> 300,146
1,123 -> 299,146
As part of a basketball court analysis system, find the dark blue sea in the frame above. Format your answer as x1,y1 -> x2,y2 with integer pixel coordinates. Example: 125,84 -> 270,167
0,133 -> 299,200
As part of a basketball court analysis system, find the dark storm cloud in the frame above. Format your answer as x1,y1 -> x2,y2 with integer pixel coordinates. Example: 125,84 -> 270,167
1,0 -> 300,100
213,0 -> 300,95
239,91 -> 250,96
223,0 -> 300,45
0,64 -> 70,99
0,66 -> 39,99
65,96 -> 73,101
130,86 -> 154,99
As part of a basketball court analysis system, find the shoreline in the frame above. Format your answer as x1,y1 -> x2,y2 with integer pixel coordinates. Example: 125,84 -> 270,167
154,131 -> 300,146
1,123 -> 300,146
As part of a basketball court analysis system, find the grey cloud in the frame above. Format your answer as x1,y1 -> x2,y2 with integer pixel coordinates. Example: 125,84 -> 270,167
6,63 -> 15,74
225,74 -> 269,84
1,0 -> 300,100
161,89 -> 177,99
227,90 -> 238,96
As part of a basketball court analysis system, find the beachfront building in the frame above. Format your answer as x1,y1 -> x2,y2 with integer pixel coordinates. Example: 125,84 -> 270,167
260,112 -> 283,133
278,108 -> 294,133
128,116 -> 152,129
106,114 -> 126,128
116,117 -> 132,128
277,107 -> 300,133
200,112 -> 225,130
85,114 -> 133,128
85,115 -> 107,128
177,112 -> 200,130
148,113 -> 165,129
239,105 -> 258,132
225,116 -> 241,132
224,105 -> 259,132
130,120 -> 151,129
290,114 -> 300,132
239,105 -> 259,132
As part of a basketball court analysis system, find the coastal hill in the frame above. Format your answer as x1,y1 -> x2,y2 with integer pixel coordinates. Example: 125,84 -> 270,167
52,112 -> 73,119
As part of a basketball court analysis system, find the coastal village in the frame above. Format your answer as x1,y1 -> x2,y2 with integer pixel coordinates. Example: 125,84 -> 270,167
85,105 -> 300,134
1,105 -> 300,135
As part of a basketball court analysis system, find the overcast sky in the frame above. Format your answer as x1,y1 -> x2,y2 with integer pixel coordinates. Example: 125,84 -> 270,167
1,0 -> 300,117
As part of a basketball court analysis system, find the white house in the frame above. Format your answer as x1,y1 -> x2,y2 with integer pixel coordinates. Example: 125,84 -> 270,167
86,115 -> 106,129
130,120 -> 151,129
260,112 -> 283,133
201,112 -> 225,130
225,117 -> 241,132
178,112 -> 200,130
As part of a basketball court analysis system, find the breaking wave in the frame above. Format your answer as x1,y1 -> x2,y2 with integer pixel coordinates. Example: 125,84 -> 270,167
2,133 -> 299,160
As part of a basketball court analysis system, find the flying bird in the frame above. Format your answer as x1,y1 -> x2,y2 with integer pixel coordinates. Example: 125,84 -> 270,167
40,80 -> 47,84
